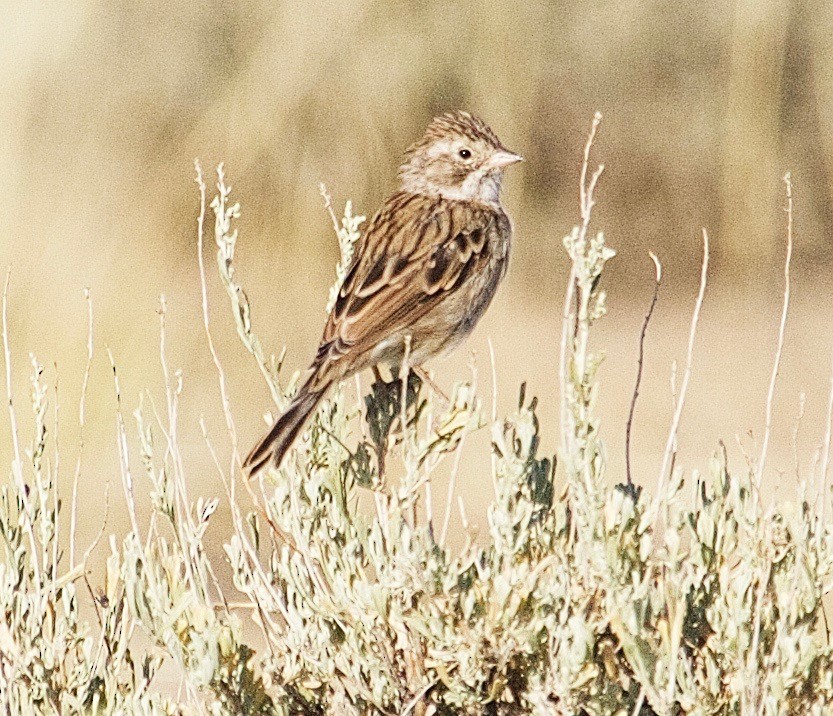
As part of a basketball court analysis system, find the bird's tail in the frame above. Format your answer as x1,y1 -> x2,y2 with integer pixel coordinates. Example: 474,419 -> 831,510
243,378 -> 330,478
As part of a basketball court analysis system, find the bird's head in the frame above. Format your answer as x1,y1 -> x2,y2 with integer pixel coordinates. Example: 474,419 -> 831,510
398,110 -> 522,204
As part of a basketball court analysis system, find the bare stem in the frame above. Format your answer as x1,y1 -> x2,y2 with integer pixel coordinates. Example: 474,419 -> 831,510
626,253 -> 662,485
756,173 -> 794,488
558,262 -> 577,464
792,392 -> 806,484
488,337 -> 499,498
822,343 -> 833,518
70,289 -> 94,569
107,348 -> 141,540
439,432 -> 467,546
657,230 -> 709,496
579,112 -> 603,220
3,270 -> 42,586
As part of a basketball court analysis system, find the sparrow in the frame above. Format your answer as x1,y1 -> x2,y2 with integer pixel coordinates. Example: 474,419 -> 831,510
244,111 -> 522,476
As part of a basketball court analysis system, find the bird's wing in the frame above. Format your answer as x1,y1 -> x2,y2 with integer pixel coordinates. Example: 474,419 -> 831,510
312,192 -> 503,381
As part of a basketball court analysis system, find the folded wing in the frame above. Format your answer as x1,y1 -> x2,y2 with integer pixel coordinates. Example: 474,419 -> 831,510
310,192 -> 502,384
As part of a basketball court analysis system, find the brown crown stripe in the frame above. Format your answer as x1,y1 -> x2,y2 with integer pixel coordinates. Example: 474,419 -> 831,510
403,111 -> 503,162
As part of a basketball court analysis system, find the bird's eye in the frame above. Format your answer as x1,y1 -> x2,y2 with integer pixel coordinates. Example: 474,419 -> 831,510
458,148 -> 472,159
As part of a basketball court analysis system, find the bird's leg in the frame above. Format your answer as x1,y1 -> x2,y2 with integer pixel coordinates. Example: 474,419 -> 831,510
414,366 -> 449,406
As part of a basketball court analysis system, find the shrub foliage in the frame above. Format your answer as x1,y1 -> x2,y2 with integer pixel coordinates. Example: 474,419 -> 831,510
2,125 -> 832,714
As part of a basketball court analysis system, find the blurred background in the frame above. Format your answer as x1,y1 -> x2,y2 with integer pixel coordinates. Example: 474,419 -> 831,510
2,0 -> 833,556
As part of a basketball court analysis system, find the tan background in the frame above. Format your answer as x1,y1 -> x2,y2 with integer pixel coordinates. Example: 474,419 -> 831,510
2,0 -> 833,559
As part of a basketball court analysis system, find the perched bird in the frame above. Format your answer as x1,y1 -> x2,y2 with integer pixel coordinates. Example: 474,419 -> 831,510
243,111 -> 522,476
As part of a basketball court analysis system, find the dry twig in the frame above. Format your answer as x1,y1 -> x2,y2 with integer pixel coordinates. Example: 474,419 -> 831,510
626,253 -> 662,485
657,230 -> 709,496
756,173 -> 794,488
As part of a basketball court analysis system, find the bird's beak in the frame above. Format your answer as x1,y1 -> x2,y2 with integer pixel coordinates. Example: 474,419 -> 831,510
488,150 -> 524,169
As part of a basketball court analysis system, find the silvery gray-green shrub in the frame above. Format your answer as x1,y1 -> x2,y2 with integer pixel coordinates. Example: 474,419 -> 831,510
2,122 -> 832,715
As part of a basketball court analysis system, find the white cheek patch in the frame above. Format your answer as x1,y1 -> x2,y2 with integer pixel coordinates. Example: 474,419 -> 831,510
420,140 -> 503,204
433,168 -> 501,203
427,140 -> 455,160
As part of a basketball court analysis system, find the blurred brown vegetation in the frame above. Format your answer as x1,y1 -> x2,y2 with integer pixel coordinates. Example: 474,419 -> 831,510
2,0 -> 833,553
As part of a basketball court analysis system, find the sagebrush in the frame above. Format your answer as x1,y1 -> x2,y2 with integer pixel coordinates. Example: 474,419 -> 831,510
2,120 -> 832,715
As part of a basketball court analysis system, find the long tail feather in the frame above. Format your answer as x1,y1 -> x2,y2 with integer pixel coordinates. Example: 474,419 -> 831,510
243,381 -> 329,478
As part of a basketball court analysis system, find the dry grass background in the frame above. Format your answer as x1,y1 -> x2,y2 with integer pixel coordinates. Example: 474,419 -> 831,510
3,0 -> 833,567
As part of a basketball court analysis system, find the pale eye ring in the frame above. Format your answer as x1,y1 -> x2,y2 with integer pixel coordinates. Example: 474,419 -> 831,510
458,148 -> 472,160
